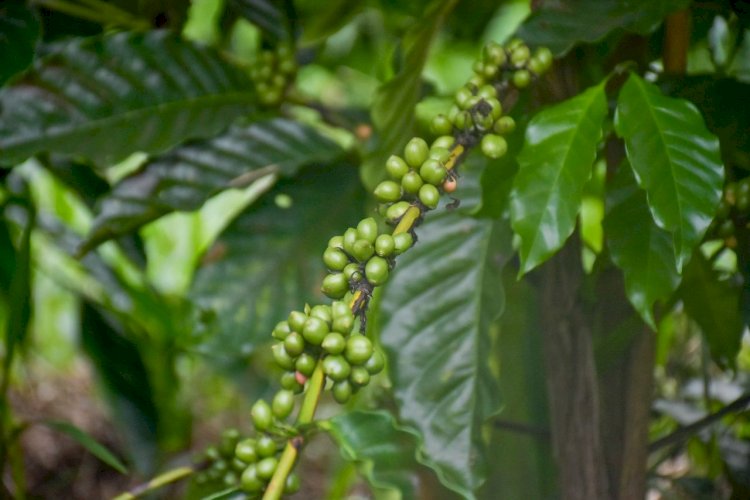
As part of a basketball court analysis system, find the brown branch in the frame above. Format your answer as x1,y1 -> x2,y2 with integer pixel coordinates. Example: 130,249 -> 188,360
663,9 -> 691,74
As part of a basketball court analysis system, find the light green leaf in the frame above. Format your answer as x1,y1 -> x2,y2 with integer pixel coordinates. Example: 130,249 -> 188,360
615,73 -> 724,270
362,0 -> 457,189
679,253 -> 743,368
0,1 -> 40,86
82,117 -> 343,253
42,420 -> 128,474
228,0 -> 288,41
0,31 -> 255,166
510,81 -> 608,275
325,410 -> 422,498
377,161 -> 509,498
190,163 -> 365,369
605,167 -> 680,328
518,0 -> 689,56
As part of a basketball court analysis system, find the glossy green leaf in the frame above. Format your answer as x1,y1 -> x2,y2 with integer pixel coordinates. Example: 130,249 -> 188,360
363,0 -> 457,188
679,253 -> 743,368
82,117 -> 342,253
377,161 -> 509,498
228,0 -> 288,40
326,410 -> 422,497
510,81 -> 607,275
0,1 -> 40,86
299,0 -> 363,45
42,420 -> 128,474
190,163 -> 365,369
605,167 -> 680,329
615,73 -> 724,270
0,31 -> 255,166
518,0 -> 689,55
475,129 -> 523,219
4,201 -> 33,370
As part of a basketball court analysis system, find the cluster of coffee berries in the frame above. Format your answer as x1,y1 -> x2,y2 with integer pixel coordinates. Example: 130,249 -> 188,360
249,45 -> 297,106
711,177 -> 750,242
270,302 -> 385,404
430,39 -> 552,159
322,217 -> 412,298
193,428 -> 300,496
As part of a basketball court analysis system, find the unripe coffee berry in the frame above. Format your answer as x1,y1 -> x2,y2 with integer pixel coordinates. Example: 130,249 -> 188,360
374,180 -> 402,202
375,234 -> 395,257
365,256 -> 389,286
512,69 -> 531,88
429,146 -> 451,163
386,155 -> 409,180
345,335 -> 373,365
283,331 -> 305,357
419,184 -> 440,209
393,232 -> 414,255
365,350 -> 386,374
404,137 -> 429,168
323,247 -> 348,271
272,321 -> 291,340
511,44 -> 531,65
272,390 -> 295,420
356,217 -> 378,243
322,272 -> 348,299
272,343 -> 295,370
432,135 -> 455,149
322,332 -> 346,355
332,380 -> 352,404
256,435 -> 276,457
401,171 -> 424,195
285,473 -> 301,494
256,457 -> 278,480
352,239 -> 375,262
251,400 -> 273,431
310,304 -> 332,323
295,353 -> 316,376
287,310 -> 307,333
235,438 -> 258,464
386,201 -> 411,223
430,114 -> 453,136
241,465 -> 263,492
350,366 -> 371,386
481,134 -> 508,159
323,355 -> 351,381
420,159 -> 447,186
493,116 -> 516,134
302,316 -> 329,345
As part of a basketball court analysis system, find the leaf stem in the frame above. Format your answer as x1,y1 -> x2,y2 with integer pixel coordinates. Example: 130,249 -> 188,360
112,466 -> 195,500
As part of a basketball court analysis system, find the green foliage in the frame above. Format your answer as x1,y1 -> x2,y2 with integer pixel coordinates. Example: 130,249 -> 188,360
615,73 -> 724,270
0,31 -> 255,165
0,1 -> 40,85
511,81 -> 608,275
41,420 -> 128,474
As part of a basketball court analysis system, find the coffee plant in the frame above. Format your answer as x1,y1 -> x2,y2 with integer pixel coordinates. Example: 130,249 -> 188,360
1,0 -> 750,498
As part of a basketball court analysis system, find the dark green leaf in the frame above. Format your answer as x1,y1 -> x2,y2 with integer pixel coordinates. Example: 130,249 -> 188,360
80,302 -> 160,471
679,253 -> 743,368
0,1 -> 40,86
362,0 -> 457,189
299,0 -> 363,45
82,117 -> 343,253
3,201 -> 33,368
41,420 -> 128,474
377,161 -> 509,498
605,167 -> 680,328
0,216 -> 18,295
190,162 -> 365,369
228,0 -> 287,40
0,31 -> 255,166
615,73 -> 725,270
475,129 -> 523,219
510,81 -> 608,275
518,0 -> 689,55
326,410 -> 422,497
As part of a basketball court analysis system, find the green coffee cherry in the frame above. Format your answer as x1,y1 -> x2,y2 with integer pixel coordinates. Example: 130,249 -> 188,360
482,63 -> 499,79
511,44 -> 531,65
455,87 -> 473,109
256,457 -> 278,480
323,247 -> 348,271
481,134 -> 508,159
365,350 -> 386,375
512,69 -> 531,88
310,304 -> 332,323
322,272 -> 348,299
374,180 -> 403,202
280,371 -> 303,392
302,316 -> 329,345
357,217 -> 379,243
493,116 -> 516,134
350,366 -> 370,386
477,84 -> 497,100
288,310 -> 307,333
295,353 -> 316,376
333,312 -> 355,335
332,380 -> 353,404
429,146 -> 451,163
402,171 -> 424,195
328,235 -> 344,249
484,41 -> 507,66
375,234 -> 395,257
431,114 -> 453,136
485,97 -> 503,119
272,343 -> 295,370
240,465 -> 263,492
432,135 -> 455,149
219,428 -> 240,458
343,263 -> 362,282
283,332 -> 305,357
365,256 -> 389,286
404,137 -> 429,168
251,400 -> 273,431
345,335 -> 373,365
272,390 -> 295,420
323,355 -> 351,381
272,321 -> 291,341
352,239 -> 375,262
393,232 -> 414,255
453,110 -> 471,130
285,473 -> 301,494
419,184 -> 440,209
419,159 -> 447,186
256,435 -> 277,457
533,47 -> 553,72
386,155 -> 410,180
322,332 -> 346,355
232,457 -> 247,471
386,201 -> 411,223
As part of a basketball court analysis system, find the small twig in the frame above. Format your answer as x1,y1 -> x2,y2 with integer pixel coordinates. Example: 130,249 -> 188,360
649,393 -> 750,453
112,465 -> 196,500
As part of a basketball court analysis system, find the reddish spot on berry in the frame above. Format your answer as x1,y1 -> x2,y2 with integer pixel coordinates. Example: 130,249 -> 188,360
295,371 -> 308,385
443,177 -> 458,193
